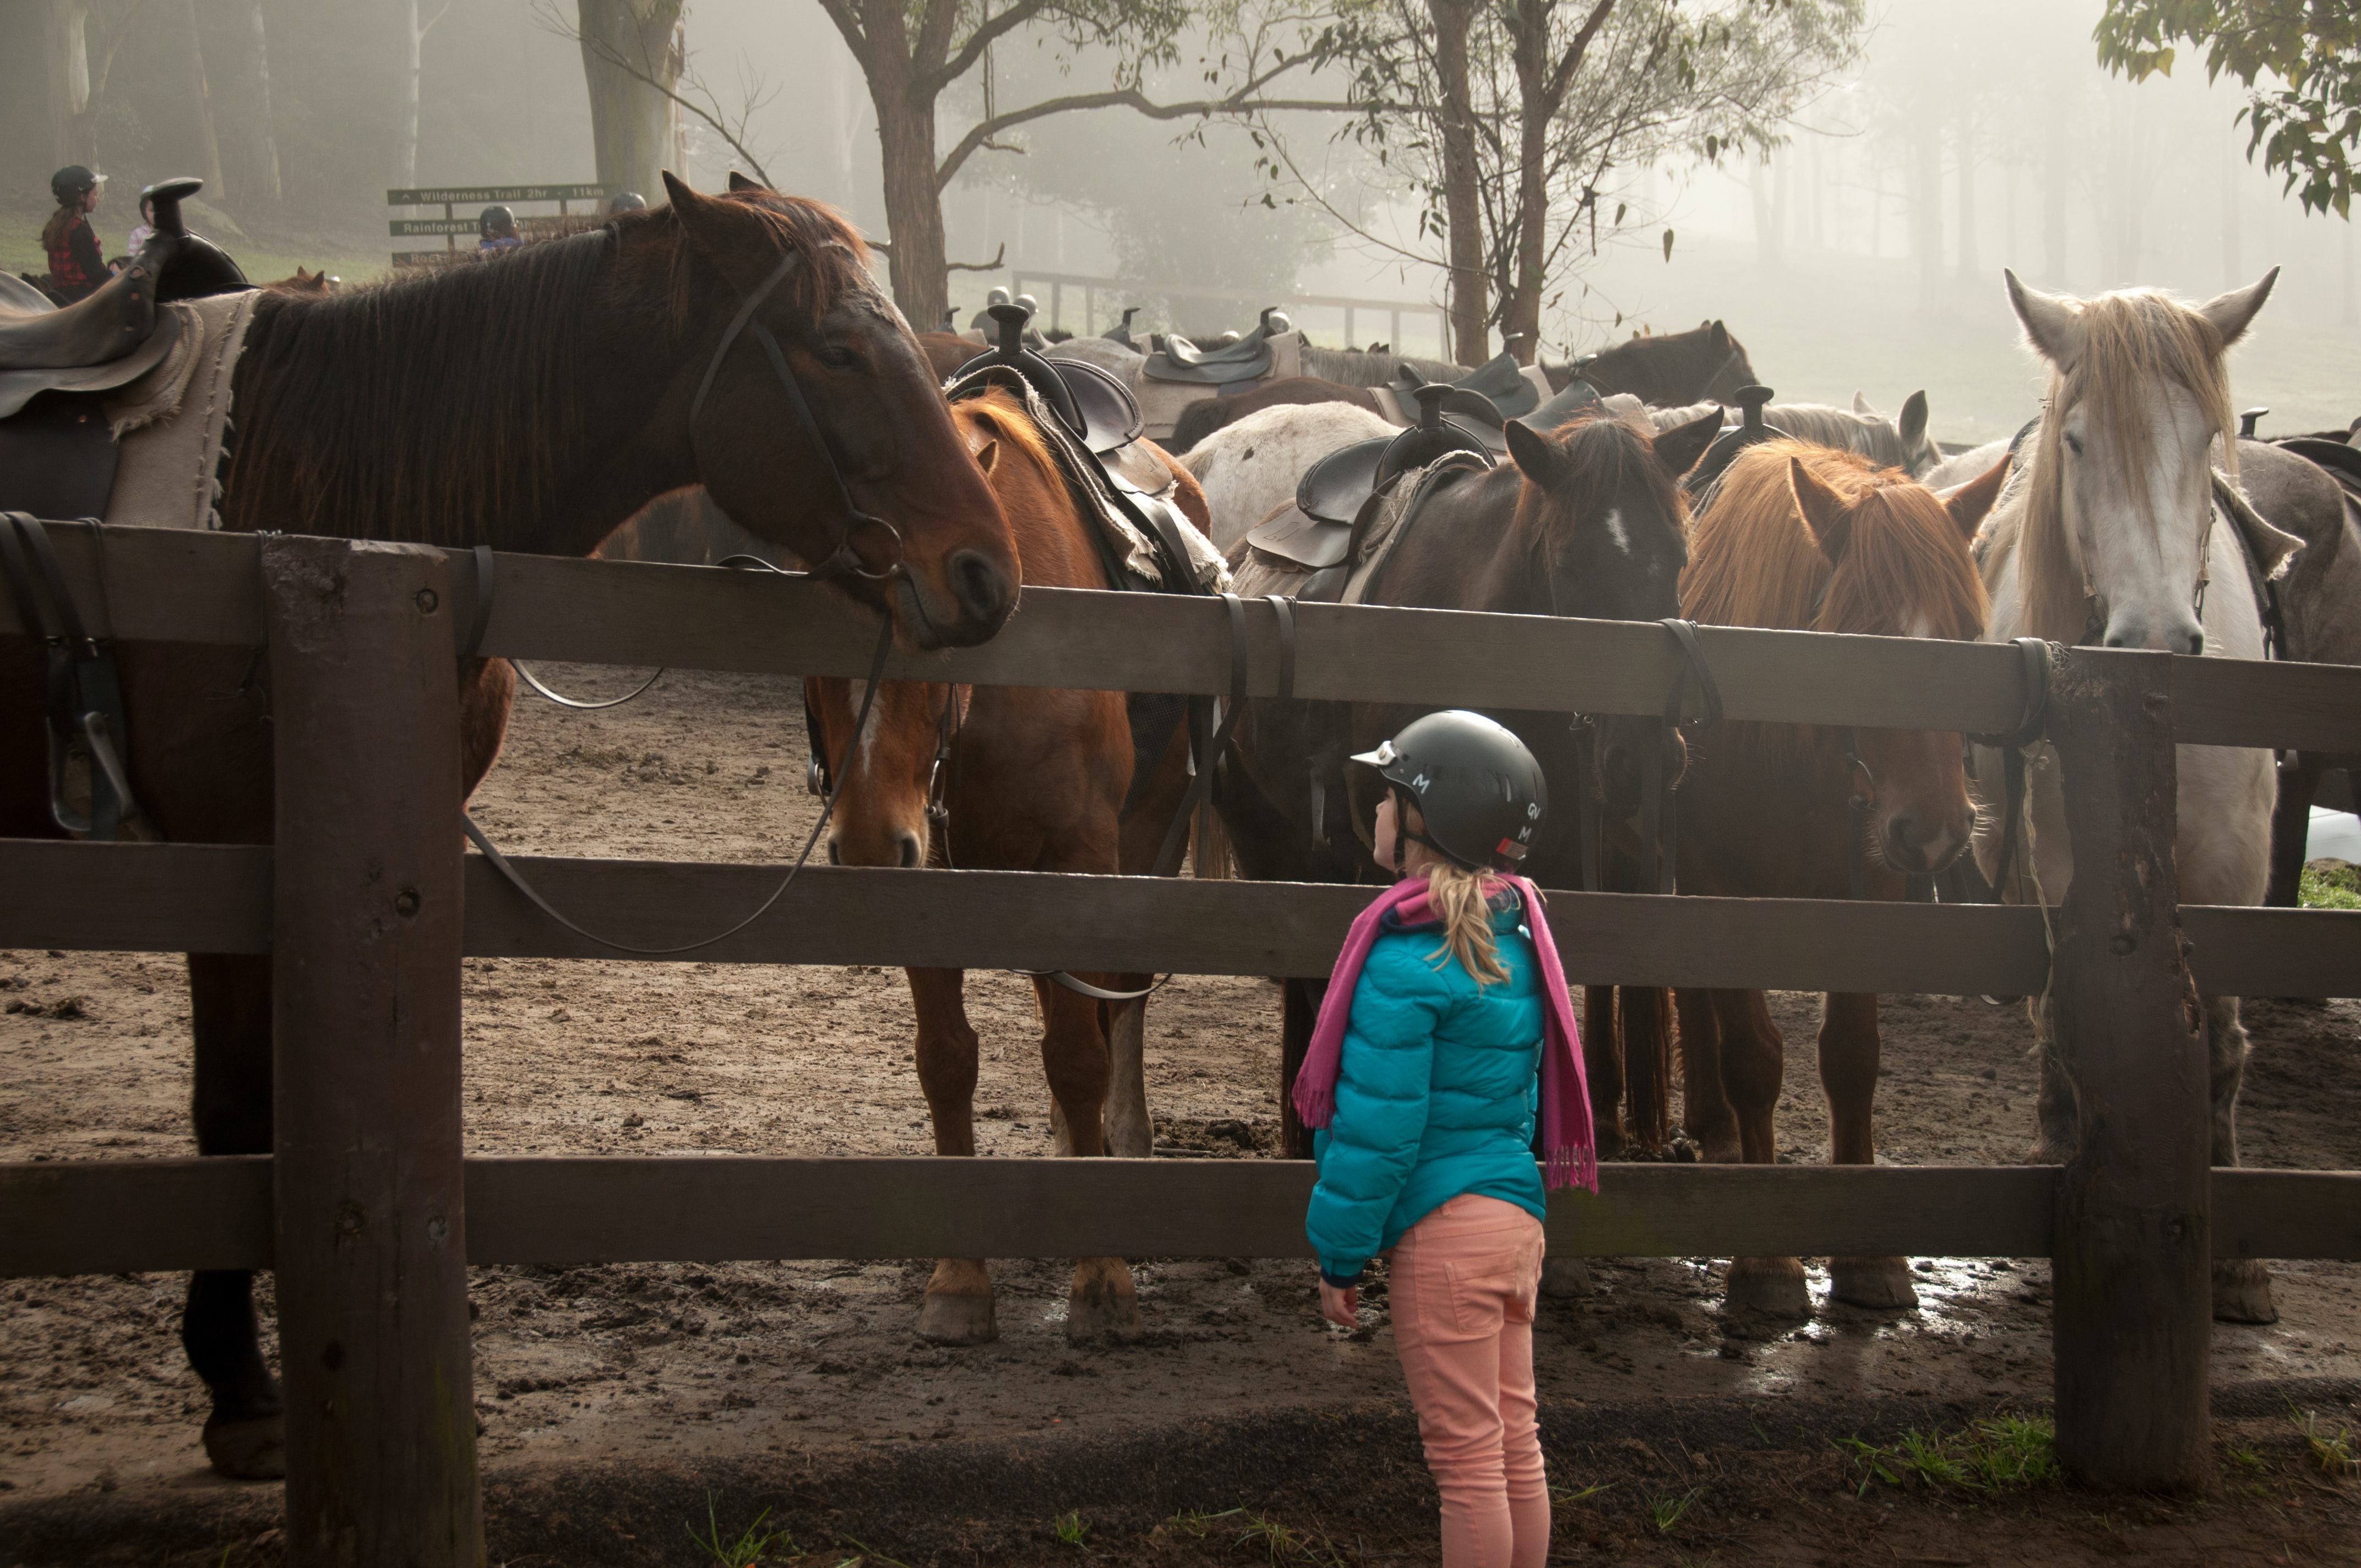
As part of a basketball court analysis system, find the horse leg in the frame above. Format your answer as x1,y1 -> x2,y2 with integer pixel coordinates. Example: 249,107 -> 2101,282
907,967 -> 998,1346
2205,994 -> 2277,1324
1036,977 -> 1141,1343
2265,753 -> 2324,910
1819,992 -> 1916,1310
1714,989 -> 1810,1317
1620,987 -> 1674,1155
2027,998 -> 2079,1164
183,953 -> 287,1479
1674,987 -> 1739,1163
1279,978 -> 1320,1159
1101,993 -> 1155,1158
1580,986 -> 1628,1159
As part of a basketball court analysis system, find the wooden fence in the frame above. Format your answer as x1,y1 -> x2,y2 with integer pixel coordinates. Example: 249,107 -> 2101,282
3,522 -> 2360,1562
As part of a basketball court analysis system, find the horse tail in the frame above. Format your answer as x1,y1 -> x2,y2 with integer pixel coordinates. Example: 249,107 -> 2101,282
1618,985 -> 1675,1155
1189,804 -> 1234,880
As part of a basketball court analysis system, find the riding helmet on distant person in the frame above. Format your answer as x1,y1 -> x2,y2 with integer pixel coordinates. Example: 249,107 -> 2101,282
478,204 -> 520,251
607,190 -> 647,215
1352,710 -> 1547,874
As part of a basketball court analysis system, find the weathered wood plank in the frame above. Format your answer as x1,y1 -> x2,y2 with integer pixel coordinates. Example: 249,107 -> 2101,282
2183,905 -> 2361,998
2045,647 -> 2212,1489
2213,1169 -> 2361,1262
458,857 -> 2055,994
0,840 -> 272,953
6,1158 -> 2351,1279
0,523 -> 260,645
264,537 -> 482,1560
2172,653 -> 2361,755
0,1156 -> 273,1276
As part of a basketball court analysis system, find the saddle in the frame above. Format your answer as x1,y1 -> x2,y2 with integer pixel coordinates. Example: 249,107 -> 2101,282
1514,376 -> 1603,433
1245,385 -> 1494,576
950,302 -> 1146,458
1141,307 -> 1288,385
0,178 -> 247,421
1682,384 -> 1786,501
1392,349 -> 1541,421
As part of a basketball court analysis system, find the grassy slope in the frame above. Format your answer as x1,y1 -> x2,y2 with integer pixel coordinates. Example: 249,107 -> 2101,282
1565,234 -> 2361,448
0,210 -> 390,292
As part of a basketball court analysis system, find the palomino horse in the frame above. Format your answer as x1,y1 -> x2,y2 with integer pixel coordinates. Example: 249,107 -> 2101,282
1646,442 -> 2006,1316
0,176 -> 1016,1478
1211,406 -> 1724,1155
805,386 -> 1201,1346
1975,268 -> 2289,1322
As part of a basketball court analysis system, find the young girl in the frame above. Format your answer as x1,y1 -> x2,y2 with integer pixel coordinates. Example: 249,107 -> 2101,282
42,165 -> 109,304
1296,710 -> 1595,1568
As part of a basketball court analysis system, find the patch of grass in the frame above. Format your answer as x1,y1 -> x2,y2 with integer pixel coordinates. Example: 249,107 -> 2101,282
1052,1510 -> 1091,1548
835,1536 -> 913,1568
2300,861 -> 2361,910
2226,1442 -> 2270,1472
687,1492 -> 793,1567
1231,1509 -> 1357,1567
2289,1403 -> 2358,1478
1838,1416 -> 2059,1497
1550,1480 -> 1614,1505
1648,1486 -> 1702,1535
1160,1506 -> 1244,1538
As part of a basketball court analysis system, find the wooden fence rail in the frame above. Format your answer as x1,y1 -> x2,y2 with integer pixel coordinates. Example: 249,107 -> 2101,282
6,518 -> 2361,1544
7,1157 -> 2357,1279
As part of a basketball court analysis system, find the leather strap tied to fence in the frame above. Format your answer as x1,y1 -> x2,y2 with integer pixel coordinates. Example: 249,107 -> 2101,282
0,513 -> 145,841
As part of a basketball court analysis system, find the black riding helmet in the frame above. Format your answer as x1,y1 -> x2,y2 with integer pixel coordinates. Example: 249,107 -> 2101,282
479,204 -> 517,239
51,165 -> 102,206
1353,710 -> 1547,874
607,190 -> 648,215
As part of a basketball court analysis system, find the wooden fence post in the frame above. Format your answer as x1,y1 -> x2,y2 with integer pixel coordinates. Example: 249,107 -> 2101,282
2045,646 -> 2212,1489
264,537 -> 483,1564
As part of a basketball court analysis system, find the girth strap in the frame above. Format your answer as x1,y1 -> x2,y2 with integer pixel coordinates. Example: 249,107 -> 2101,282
1965,636 -> 2056,907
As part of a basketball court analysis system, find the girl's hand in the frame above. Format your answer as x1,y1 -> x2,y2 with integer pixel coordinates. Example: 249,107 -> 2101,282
1319,1280 -> 1359,1327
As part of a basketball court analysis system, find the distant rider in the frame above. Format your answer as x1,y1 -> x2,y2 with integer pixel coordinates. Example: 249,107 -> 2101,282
478,204 -> 523,253
42,165 -> 111,304
607,191 -> 648,216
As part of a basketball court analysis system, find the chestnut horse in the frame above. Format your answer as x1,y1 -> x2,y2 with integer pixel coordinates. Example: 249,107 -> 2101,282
1638,442 -> 2005,1316
805,386 -> 1202,1346
0,176 -> 1016,1478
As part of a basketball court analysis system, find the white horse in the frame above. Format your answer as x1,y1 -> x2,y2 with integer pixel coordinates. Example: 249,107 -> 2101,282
1180,400 -> 1397,552
1974,266 -> 2293,1323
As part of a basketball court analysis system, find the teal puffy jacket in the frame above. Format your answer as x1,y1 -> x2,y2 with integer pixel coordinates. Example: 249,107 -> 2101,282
1306,890 -> 1547,1284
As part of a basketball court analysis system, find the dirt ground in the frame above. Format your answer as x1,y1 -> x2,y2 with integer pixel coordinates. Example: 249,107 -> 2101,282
3,666 -> 2357,1562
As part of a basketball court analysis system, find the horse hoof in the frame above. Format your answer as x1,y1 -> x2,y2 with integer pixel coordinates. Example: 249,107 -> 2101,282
1067,1276 -> 1144,1344
1696,1136 -> 1743,1165
1723,1256 -> 1811,1319
2212,1259 -> 2278,1325
917,1290 -> 999,1346
1829,1256 -> 1919,1310
1541,1256 -> 1592,1298
202,1413 -> 286,1480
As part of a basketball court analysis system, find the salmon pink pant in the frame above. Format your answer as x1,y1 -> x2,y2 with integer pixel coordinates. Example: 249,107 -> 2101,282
1388,1193 -> 1550,1568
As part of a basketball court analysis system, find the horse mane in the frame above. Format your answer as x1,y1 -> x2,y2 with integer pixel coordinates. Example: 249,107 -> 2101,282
1685,440 -> 1985,640
222,193 -> 875,546
1765,406 -> 1909,471
1519,408 -> 1684,542
1992,287 -> 2238,643
1298,342 -> 1465,387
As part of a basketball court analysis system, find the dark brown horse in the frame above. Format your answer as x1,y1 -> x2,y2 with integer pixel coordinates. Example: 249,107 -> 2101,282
0,175 -> 1017,1479
1563,319 -> 1756,406
1214,406 -> 1723,1155
1638,442 -> 2005,1316
1168,377 -> 1382,452
804,387 -> 1200,1345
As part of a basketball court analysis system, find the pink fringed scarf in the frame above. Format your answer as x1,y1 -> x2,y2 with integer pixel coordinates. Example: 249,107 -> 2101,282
1291,875 -> 1598,1193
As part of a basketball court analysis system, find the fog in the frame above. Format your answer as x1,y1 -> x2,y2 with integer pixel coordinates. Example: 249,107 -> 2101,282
7,0 -> 2352,435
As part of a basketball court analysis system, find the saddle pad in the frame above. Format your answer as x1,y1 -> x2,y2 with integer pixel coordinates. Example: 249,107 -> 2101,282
101,289 -> 259,530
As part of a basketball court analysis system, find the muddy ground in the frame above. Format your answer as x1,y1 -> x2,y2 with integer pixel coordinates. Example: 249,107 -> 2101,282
3,667 -> 2357,1563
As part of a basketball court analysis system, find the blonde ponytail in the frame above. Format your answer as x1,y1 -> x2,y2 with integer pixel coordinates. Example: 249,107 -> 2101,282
1423,862 -> 1512,988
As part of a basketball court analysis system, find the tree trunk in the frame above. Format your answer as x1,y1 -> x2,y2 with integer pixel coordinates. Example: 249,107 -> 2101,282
1911,123 -> 1941,304
1955,98 -> 1977,284
182,0 -> 227,203
872,57 -> 949,329
398,0 -> 421,187
1428,0 -> 1488,364
1750,157 -> 1782,271
577,0 -> 686,199
40,0 -> 95,169
2042,90 -> 2068,284
244,0 -> 282,204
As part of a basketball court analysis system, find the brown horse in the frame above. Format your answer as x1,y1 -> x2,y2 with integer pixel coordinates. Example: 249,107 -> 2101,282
1168,377 -> 1383,452
804,386 -> 1201,1345
1563,319 -> 1756,406
0,175 -> 1017,1479
1642,441 -> 2006,1316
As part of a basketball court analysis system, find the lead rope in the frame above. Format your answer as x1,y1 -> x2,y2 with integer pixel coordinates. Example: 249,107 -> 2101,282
1639,618 -> 1722,896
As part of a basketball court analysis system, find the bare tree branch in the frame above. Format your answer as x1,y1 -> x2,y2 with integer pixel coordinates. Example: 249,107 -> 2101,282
926,0 -> 1057,95
535,0 -> 776,187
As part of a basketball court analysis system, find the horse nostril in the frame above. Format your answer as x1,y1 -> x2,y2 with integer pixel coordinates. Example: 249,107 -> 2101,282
897,834 -> 923,869
826,841 -> 841,865
2184,629 -> 2205,656
948,548 -> 1011,627
1888,816 -> 1918,853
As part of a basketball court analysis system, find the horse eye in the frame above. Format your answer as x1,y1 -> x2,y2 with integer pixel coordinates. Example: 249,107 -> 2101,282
817,346 -> 859,371
2062,432 -> 2083,457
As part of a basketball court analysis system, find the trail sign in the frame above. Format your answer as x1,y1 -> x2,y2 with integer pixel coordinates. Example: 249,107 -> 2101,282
387,184 -> 606,205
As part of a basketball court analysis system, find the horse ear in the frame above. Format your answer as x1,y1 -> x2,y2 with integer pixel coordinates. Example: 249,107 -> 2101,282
972,438 -> 999,476
1788,455 -> 1854,564
1897,390 -> 1929,448
1943,453 -> 2011,539
2197,266 -> 2278,347
727,170 -> 762,193
1853,390 -> 1874,416
1505,420 -> 1569,489
2006,268 -> 2085,369
1652,407 -> 1723,478
1707,320 -> 1729,349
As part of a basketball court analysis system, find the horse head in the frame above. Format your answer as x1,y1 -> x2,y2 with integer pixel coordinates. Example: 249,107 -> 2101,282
2005,266 -> 2276,655
804,672 -> 958,870
1690,442 -> 2004,879
1568,320 -> 1754,407
662,174 -> 1018,650
1502,406 -> 1721,810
